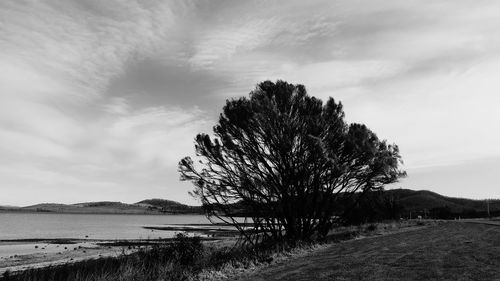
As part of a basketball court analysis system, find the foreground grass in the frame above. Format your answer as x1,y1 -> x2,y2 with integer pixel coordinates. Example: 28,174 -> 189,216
238,221 -> 500,281
0,221 -> 428,281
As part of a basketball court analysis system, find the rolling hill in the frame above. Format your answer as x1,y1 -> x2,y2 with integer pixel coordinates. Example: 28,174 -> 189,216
136,199 -> 203,213
1,189 -> 497,217
0,200 -> 203,214
385,189 -> 500,214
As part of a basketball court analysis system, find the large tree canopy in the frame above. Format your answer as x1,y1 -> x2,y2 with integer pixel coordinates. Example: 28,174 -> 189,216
179,80 -> 404,243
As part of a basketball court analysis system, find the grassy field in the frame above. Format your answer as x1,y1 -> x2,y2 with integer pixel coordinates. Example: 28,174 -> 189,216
237,222 -> 500,281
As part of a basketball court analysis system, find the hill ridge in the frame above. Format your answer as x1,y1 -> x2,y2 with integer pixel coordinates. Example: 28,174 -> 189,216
1,199 -> 203,214
1,189 -> 498,216
385,188 -> 500,214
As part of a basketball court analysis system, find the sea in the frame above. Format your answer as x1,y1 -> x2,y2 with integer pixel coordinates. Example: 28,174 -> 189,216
0,212 -> 210,240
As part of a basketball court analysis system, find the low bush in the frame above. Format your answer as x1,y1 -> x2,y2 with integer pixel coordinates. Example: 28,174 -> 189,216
366,223 -> 378,232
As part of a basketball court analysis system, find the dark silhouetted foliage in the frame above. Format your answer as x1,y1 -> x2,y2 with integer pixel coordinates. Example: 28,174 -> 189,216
340,190 -> 405,225
429,206 -> 452,219
382,189 -> 500,219
179,80 -> 404,243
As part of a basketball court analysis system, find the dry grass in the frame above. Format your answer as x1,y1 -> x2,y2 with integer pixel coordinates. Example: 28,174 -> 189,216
0,220 -> 443,281
196,220 -> 430,281
236,221 -> 500,281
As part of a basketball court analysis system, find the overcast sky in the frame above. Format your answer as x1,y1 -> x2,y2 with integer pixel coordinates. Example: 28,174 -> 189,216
1,0 -> 499,206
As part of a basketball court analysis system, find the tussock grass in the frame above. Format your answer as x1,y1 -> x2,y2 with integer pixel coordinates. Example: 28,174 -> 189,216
2,233 -> 275,281
2,234 -> 206,281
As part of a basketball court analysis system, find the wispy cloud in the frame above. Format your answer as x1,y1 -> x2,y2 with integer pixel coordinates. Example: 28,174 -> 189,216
0,0 -> 201,205
189,19 -> 279,69
1,0 -> 500,204
103,97 -> 131,115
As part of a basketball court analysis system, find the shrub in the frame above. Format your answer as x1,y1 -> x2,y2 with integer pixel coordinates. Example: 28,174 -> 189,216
366,224 -> 378,232
170,233 -> 204,266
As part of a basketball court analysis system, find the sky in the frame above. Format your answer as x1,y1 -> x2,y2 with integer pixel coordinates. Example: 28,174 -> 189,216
1,0 -> 499,206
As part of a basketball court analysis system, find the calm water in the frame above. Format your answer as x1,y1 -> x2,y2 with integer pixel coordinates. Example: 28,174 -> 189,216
0,213 -> 210,240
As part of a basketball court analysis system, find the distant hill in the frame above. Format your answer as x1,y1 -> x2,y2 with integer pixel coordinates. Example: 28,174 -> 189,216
0,199 -> 203,215
1,189 -> 497,218
385,189 -> 500,216
21,202 -> 158,214
0,205 -> 20,212
136,199 -> 203,214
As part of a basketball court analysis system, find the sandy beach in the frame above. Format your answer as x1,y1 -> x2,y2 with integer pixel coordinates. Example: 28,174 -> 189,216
0,239 -> 139,274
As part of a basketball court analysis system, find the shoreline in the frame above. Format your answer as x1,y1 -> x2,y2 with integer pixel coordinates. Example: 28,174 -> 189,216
0,236 -> 226,275
0,222 -> 235,275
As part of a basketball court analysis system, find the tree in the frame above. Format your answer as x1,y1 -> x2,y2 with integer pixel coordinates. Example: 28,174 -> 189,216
340,190 -> 404,224
179,80 -> 405,244
430,206 -> 452,219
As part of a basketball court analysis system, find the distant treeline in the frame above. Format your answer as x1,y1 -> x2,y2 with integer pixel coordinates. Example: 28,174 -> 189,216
342,189 -> 500,223
214,189 -> 499,225
137,199 -> 204,214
